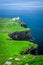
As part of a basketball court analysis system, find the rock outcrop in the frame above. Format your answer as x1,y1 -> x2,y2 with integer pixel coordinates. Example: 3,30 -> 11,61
20,22 -> 27,28
20,47 -> 38,55
8,30 -> 31,40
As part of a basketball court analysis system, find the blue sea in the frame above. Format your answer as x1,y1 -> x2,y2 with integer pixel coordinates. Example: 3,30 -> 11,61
0,8 -> 43,54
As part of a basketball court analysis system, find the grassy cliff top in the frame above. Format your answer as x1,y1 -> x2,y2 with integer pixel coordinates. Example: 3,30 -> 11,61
0,18 -> 30,32
0,32 -> 37,65
0,18 -> 42,65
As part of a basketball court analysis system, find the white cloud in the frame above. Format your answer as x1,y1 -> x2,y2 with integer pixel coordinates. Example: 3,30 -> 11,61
0,1 -> 43,10
0,1 -> 43,6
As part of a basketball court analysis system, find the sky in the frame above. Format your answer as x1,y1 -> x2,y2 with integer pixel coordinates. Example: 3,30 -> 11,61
0,0 -> 43,10
0,0 -> 43,3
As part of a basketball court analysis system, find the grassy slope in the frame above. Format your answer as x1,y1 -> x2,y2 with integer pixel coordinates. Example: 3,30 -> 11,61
0,18 -> 30,32
0,18 -> 43,65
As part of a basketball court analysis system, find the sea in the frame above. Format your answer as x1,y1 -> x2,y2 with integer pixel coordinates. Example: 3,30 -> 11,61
0,7 -> 43,54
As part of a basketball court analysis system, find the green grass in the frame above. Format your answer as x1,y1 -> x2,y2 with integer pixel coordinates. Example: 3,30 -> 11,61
0,18 -> 43,65
7,55 -> 43,65
0,18 -> 30,32
0,32 -> 37,65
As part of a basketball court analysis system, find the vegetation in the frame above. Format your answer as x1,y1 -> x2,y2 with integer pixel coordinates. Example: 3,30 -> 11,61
0,18 -> 43,65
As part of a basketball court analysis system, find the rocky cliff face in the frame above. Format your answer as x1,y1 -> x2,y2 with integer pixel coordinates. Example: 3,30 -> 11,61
20,22 -> 27,28
8,30 -> 31,40
8,19 -> 38,55
20,47 -> 38,55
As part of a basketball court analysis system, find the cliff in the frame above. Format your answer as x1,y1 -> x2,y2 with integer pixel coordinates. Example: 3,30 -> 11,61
8,30 -> 31,40
0,18 -> 39,65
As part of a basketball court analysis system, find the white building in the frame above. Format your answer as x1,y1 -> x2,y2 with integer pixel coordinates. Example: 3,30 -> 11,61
12,17 -> 20,21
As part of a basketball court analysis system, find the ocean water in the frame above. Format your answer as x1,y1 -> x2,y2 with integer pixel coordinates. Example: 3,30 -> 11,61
0,8 -> 43,54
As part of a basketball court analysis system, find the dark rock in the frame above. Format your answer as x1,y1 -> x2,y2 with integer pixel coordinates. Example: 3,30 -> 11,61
20,22 -> 27,28
20,47 -> 38,55
8,30 -> 31,40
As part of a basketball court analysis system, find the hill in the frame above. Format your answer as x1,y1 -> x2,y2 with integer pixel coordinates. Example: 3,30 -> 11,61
0,18 -> 43,65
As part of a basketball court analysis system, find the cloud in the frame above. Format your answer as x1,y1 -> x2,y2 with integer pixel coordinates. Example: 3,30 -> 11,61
0,1 -> 43,10
0,1 -> 43,5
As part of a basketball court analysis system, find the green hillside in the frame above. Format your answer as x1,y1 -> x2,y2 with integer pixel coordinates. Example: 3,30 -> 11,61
0,18 -> 43,65
0,18 -> 30,32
